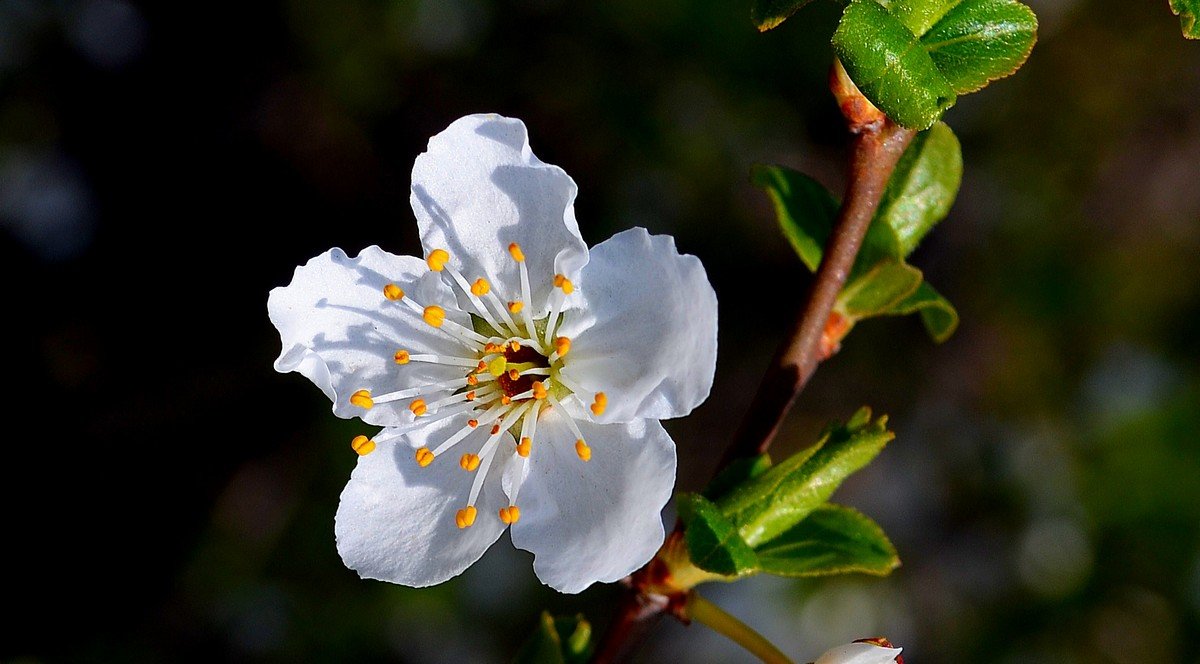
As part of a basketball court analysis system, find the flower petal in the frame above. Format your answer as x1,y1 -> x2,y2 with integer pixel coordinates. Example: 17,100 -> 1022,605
509,414 -> 676,593
557,228 -> 718,423
268,246 -> 471,427
410,114 -> 588,315
334,415 -> 510,587
815,643 -> 903,664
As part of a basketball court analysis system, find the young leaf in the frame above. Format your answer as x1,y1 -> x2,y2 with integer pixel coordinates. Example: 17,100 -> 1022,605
875,122 -> 963,256
677,493 -> 760,576
921,0 -> 1039,94
513,612 -> 593,664
838,261 -> 924,317
832,0 -> 958,130
752,0 -> 818,32
877,0 -> 961,35
1171,0 -> 1200,38
704,453 -> 773,502
885,281 -> 959,342
751,165 -> 838,272
717,408 -> 895,548
754,504 -> 900,577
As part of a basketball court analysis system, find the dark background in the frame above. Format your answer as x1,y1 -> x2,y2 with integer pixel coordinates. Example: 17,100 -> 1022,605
5,0 -> 1198,661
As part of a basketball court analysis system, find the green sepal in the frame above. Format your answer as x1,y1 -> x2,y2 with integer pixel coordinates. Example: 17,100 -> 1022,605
1170,0 -> 1200,38
754,504 -> 900,577
716,407 -> 895,548
677,493 -> 760,577
751,0 -> 818,31
513,612 -> 593,664
703,453 -> 773,502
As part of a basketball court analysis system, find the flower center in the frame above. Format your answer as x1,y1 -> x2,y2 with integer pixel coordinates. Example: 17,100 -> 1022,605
497,343 -> 550,398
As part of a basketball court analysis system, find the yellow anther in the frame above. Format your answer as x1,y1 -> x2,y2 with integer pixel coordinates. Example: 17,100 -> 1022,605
459,453 -> 481,472
554,336 -> 571,358
415,447 -> 434,467
490,424 -> 501,435
468,418 -> 479,428
427,249 -> 450,272
466,374 -> 479,386
470,278 -> 490,296
517,437 -> 531,457
487,355 -> 508,377
484,342 -> 502,353
466,390 -> 476,401
383,283 -> 404,301
590,392 -> 608,416
410,399 -> 428,416
553,274 -> 566,287
476,360 -> 488,373
508,243 -> 525,262
507,300 -> 524,314
499,505 -> 521,525
455,505 -> 477,529
423,305 -> 446,327
501,395 -> 512,406
349,389 -> 373,409
532,381 -> 547,400
575,439 -> 592,462
508,368 -> 521,381
351,435 -> 376,456
554,274 -> 575,294
394,349 -> 411,364
510,341 -> 522,352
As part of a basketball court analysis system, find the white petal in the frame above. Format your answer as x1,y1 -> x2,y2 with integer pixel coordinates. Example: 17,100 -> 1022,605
557,228 -> 718,423
268,246 -> 472,427
509,414 -> 676,593
815,643 -> 903,664
410,114 -> 588,315
334,415 -> 509,587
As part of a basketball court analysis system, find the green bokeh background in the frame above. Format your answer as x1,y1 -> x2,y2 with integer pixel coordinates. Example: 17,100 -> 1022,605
5,0 -> 1198,662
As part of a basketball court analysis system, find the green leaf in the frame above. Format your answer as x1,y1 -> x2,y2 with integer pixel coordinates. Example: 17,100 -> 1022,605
877,0 -> 961,35
717,408 -> 895,548
838,260 -> 924,317
677,493 -> 760,576
875,122 -> 962,256
751,165 -> 837,272
513,612 -> 593,664
704,453 -> 773,502
884,280 -> 959,342
752,0 -> 818,31
921,0 -> 1039,94
754,504 -> 900,577
832,0 -> 958,130
1171,0 -> 1200,38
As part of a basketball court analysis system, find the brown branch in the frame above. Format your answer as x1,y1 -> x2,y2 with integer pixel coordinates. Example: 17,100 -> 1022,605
592,63 -> 916,663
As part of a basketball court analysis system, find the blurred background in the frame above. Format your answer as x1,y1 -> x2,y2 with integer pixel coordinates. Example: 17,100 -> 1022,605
5,0 -> 1198,661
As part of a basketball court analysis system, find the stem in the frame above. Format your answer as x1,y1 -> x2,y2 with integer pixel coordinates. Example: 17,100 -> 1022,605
687,593 -> 795,664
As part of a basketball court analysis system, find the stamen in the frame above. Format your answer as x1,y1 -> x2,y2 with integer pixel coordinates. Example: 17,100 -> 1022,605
443,264 -> 516,337
516,437 -> 531,457
425,384 -> 500,413
430,402 -> 508,456
423,305 -> 446,327
546,392 -> 590,461
466,375 -> 479,386
553,273 -> 575,295
470,278 -> 490,296
508,243 -> 525,262
532,381 -> 548,400
509,402 -> 541,503
404,352 -> 486,368
543,287 -> 569,347
383,283 -> 405,301
507,368 -> 521,381
468,419 -> 479,428
410,399 -> 428,416
372,376 -> 491,404
507,300 -> 524,314
427,249 -> 450,272
349,389 -> 373,409
415,447 -> 434,466
466,402 -> 533,507
459,453 -> 481,472
575,439 -> 592,462
498,505 -> 521,524
514,251 -> 542,348
554,336 -> 571,359
350,435 -> 376,456
394,350 -> 410,364
455,505 -> 477,528
591,392 -> 608,416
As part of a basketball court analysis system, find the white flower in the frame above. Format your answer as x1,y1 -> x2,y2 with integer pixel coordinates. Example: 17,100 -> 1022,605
814,640 -> 904,664
268,114 -> 718,593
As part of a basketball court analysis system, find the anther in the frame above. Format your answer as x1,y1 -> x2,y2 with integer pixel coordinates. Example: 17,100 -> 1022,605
383,283 -> 404,301
394,350 -> 411,364
532,381 -> 547,400
415,447 -> 434,467
501,396 -> 512,406
484,342 -> 503,353
575,439 -> 592,462
507,368 -> 520,381
465,391 -> 476,401
490,424 -> 501,435
554,336 -> 571,358
466,375 -> 479,386
455,505 -> 477,529
591,392 -> 608,416
470,278 -> 490,296
507,301 -> 524,314
459,453 -> 481,472
510,341 -> 522,352
423,305 -> 446,327
350,435 -> 376,456
349,389 -> 374,409
499,505 -> 521,525
410,399 -> 428,416
476,360 -> 488,372
508,243 -> 525,262
468,419 -> 479,428
517,437 -> 531,457
554,274 -> 575,294
427,249 -> 450,272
